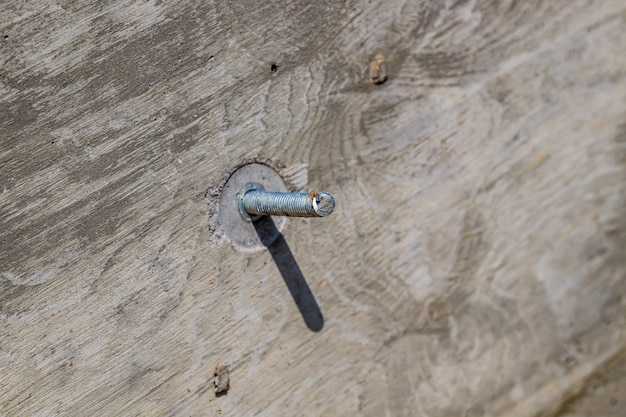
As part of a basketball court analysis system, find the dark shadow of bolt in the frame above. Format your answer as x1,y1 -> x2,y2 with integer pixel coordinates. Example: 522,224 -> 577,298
253,216 -> 324,332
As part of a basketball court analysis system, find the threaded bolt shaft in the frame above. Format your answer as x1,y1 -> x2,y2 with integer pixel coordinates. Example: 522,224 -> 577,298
238,183 -> 335,221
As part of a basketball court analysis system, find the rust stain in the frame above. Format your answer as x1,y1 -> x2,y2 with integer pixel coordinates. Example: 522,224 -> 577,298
370,53 -> 388,85
214,363 -> 230,395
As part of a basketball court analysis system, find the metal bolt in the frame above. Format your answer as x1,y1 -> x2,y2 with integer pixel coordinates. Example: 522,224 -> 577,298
238,183 -> 336,221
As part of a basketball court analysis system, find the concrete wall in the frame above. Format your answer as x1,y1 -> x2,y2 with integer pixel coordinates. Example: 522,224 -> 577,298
1,0 -> 625,415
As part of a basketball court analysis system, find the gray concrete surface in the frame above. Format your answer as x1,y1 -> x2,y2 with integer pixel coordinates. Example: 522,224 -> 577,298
1,0 -> 625,415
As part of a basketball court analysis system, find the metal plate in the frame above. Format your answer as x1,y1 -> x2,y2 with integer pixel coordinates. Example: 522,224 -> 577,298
217,163 -> 288,250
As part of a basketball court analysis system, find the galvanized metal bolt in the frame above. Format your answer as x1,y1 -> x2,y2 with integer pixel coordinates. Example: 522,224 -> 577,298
238,183 -> 336,221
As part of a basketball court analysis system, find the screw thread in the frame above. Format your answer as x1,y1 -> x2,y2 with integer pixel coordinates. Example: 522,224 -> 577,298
242,190 -> 335,218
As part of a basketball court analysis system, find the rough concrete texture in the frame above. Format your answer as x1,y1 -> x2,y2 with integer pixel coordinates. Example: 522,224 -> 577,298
1,0 -> 625,416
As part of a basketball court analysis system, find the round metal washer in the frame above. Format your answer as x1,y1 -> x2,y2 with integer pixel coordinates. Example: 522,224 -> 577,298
218,163 -> 288,250
237,182 -> 264,222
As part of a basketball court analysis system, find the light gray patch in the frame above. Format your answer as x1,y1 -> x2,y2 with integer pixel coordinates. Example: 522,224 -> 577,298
215,163 -> 288,250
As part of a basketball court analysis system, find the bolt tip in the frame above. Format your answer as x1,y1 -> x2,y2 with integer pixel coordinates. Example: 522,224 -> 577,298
313,192 -> 336,217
